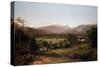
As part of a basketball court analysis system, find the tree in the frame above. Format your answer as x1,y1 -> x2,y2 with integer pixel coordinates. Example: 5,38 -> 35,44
30,38 -> 39,54
16,17 -> 25,32
87,26 -> 97,48
64,40 -> 71,48
66,33 -> 78,46
42,41 -> 49,48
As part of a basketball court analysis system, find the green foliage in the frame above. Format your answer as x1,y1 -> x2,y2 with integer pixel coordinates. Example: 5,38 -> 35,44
30,38 -> 39,53
42,41 -> 49,47
87,26 -> 97,48
66,33 -> 78,46
38,34 -> 67,38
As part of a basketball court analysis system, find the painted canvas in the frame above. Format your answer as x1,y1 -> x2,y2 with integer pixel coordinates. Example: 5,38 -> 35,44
11,1 -> 97,66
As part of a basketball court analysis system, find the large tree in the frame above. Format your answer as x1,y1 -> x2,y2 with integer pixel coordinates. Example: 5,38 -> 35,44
30,38 -> 39,54
66,33 -> 78,46
87,26 -> 97,48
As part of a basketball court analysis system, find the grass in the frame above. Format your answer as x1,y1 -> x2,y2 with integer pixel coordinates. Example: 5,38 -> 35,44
31,42 -> 97,64
36,38 -> 66,44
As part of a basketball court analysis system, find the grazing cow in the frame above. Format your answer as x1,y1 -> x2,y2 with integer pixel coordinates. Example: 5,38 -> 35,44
39,47 -> 47,52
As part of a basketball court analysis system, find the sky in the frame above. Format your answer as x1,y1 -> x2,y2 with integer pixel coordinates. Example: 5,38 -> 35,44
14,1 -> 97,28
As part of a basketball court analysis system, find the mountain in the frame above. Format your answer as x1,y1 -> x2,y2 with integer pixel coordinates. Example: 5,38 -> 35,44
36,24 -> 97,34
36,24 -> 74,34
12,22 -> 47,38
24,27 -> 47,37
13,20 -> 97,36
75,24 -> 97,33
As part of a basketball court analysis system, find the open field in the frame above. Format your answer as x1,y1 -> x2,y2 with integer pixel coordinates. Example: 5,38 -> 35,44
36,38 -> 66,44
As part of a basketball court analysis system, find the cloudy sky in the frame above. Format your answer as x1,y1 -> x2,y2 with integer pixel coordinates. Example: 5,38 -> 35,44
14,1 -> 97,28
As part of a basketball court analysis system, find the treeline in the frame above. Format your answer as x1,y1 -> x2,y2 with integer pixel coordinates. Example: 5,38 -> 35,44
37,34 -> 67,38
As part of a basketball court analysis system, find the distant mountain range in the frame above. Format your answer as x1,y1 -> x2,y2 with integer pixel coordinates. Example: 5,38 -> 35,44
35,24 -> 72,34
35,24 -> 96,34
13,21 -> 96,37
